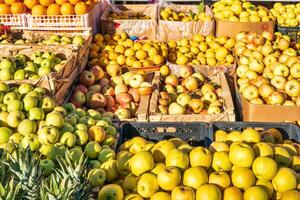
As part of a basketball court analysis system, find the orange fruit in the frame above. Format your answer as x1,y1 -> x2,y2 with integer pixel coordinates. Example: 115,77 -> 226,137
55,0 -> 67,6
24,0 -> 39,9
60,3 -> 74,15
74,2 -> 88,15
0,0 -> 4,3
47,3 -> 61,15
68,0 -> 79,5
4,0 -> 19,6
39,0 -> 54,7
0,3 -> 11,14
31,5 -> 47,15
10,2 -> 26,14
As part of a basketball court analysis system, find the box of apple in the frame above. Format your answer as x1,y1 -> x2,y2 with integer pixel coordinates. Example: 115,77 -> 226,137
235,31 -> 300,122
68,64 -> 154,121
0,82 -> 119,164
149,64 -> 235,122
95,122 -> 300,200
0,46 -> 76,97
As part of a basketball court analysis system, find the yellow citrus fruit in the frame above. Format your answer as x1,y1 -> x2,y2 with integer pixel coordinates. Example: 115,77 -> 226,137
60,2 -> 74,15
24,0 -> 39,9
0,3 -> 11,14
31,5 -> 47,15
4,0 -> 18,6
74,2 -> 88,15
10,2 -> 26,14
39,0 -> 54,7
54,0 -> 67,5
47,3 -> 61,15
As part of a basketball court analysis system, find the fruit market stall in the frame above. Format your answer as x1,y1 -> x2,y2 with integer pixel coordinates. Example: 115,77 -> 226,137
0,0 -> 299,199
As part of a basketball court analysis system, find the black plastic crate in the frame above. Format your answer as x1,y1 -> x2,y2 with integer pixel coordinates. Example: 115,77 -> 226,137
209,121 -> 300,143
277,25 -> 300,43
117,122 -> 211,150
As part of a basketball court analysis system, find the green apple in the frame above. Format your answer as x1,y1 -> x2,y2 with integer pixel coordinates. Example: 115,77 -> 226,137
40,159 -> 55,176
60,132 -> 76,147
38,125 -> 59,145
3,92 -> 19,105
0,103 -> 7,112
74,108 -> 86,118
18,83 -> 33,95
0,59 -> 15,70
46,111 -> 64,128
68,147 -> 83,163
101,117 -> 112,125
100,160 -> 119,182
88,168 -> 106,187
74,130 -> 89,145
98,184 -> 124,200
60,122 -> 74,133
49,35 -> 60,41
34,57 -> 44,65
7,111 -> 25,128
25,91 -> 41,99
61,36 -> 72,43
74,123 -> 87,131
89,160 -> 102,168
72,36 -> 84,46
28,108 -> 45,121
41,59 -> 53,69
47,143 -> 66,161
21,133 -> 40,151
0,68 -> 12,81
24,61 -> 38,74
0,112 -> 8,126
38,66 -> 51,76
28,74 -> 40,80
105,125 -> 117,136
68,113 -> 79,121
14,69 -> 26,80
98,148 -> 115,163
9,132 -> 23,144
53,106 -> 67,117
96,120 -> 110,128
39,144 -> 52,156
87,109 -> 101,120
15,54 -> 27,67
0,92 -> 4,103
7,100 -> 23,112
23,96 -> 38,111
39,96 -> 55,112
64,114 -> 77,126
102,135 -> 115,146
30,51 -> 43,60
18,119 -> 37,136
0,83 -> 8,92
42,51 -> 55,60
62,103 -> 76,114
85,141 -> 102,159
34,87 -> 46,96
0,127 -> 12,144
101,112 -> 114,119
79,116 -> 95,127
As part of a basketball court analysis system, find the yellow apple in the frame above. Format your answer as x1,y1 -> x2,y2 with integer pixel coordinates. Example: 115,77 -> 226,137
281,190 -> 300,200
171,186 -> 195,200
231,167 -> 256,190
137,173 -> 159,198
178,144 -> 193,154
151,163 -> 166,175
212,151 -> 232,172
129,151 -> 154,176
116,151 -> 133,176
281,143 -> 298,156
157,166 -> 181,191
98,184 -> 124,200
241,128 -> 261,143
169,138 -> 186,148
151,140 -> 175,163
124,194 -> 143,200
209,141 -> 229,153
215,130 -> 227,141
243,186 -> 268,200
252,156 -> 278,180
209,171 -> 231,190
274,146 -> 291,167
183,167 -> 208,190
165,149 -> 189,170
229,143 -> 255,168
150,192 -> 171,200
122,173 -> 138,194
128,137 -> 148,154
223,187 -> 243,200
196,184 -> 221,200
189,147 -> 211,168
226,131 -> 242,142
256,179 -> 274,199
272,167 -> 297,193
291,156 -> 300,172
253,142 -> 274,158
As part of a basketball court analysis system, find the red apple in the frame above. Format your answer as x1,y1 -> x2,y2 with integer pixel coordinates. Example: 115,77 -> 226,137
128,88 -> 141,103
91,65 -> 105,81
71,101 -> 82,108
88,84 -> 102,93
71,91 -> 86,105
89,93 -> 106,108
105,95 -> 115,108
116,93 -> 133,105
74,84 -> 88,94
102,86 -> 115,96
80,71 -> 95,86
99,78 -> 110,88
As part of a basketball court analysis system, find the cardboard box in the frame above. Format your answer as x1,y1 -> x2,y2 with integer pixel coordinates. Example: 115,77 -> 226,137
149,67 -> 235,122
215,18 -> 275,38
158,5 -> 214,41
235,82 -> 300,122
100,4 -> 157,40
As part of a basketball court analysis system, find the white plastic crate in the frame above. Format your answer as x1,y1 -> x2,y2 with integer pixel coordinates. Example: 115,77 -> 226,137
0,14 -> 26,28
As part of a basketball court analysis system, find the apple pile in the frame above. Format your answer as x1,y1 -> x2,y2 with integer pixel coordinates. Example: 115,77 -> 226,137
235,31 -> 300,106
160,7 -> 212,22
271,3 -> 300,27
97,127 -> 300,200
69,65 -> 153,120
167,34 -> 235,67
0,51 -> 66,81
213,0 -> 274,22
0,83 -> 118,162
89,32 -> 167,68
108,10 -> 151,20
157,66 -> 224,115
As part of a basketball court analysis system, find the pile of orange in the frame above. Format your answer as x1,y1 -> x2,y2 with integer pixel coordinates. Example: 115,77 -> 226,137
0,0 -> 93,15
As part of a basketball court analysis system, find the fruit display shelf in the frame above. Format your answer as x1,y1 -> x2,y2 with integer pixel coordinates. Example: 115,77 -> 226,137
0,14 -> 26,29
